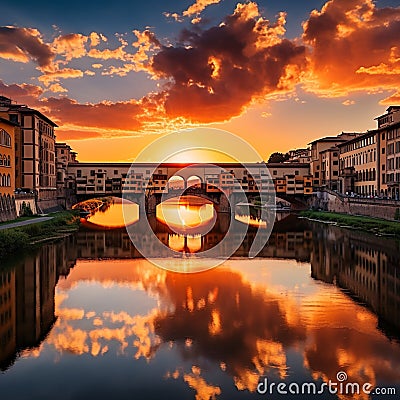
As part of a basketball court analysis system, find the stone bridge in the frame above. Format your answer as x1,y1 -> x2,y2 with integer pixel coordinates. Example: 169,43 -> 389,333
65,162 -> 310,213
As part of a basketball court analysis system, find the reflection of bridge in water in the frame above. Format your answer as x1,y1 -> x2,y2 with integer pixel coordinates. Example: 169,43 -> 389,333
1,216 -> 400,371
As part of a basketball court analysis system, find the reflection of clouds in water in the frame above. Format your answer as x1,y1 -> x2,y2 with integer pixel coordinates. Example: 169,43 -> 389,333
27,258 -> 400,397
166,366 -> 222,400
46,306 -> 161,360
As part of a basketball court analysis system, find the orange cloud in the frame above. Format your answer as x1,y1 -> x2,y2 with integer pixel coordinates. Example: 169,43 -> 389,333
150,2 -> 306,123
0,26 -> 54,67
0,79 -> 44,103
163,12 -> 183,22
89,31 -> 107,47
0,5 -> 306,139
4,0 -> 399,143
183,0 -> 221,17
52,33 -> 88,61
37,96 -> 145,132
303,0 -> 400,99
38,67 -> 85,86
48,83 -> 68,93
164,0 -> 221,24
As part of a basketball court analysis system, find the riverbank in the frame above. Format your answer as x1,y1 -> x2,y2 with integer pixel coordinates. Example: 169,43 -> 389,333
0,211 -> 80,259
300,210 -> 400,236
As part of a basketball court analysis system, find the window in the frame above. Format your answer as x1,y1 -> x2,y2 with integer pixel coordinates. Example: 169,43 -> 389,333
295,170 -> 299,175
273,170 -> 277,175
0,129 -> 11,147
382,148 -> 385,154
333,171 -> 338,176
9,114 -> 18,124
77,170 -> 82,178
114,170 -> 118,175
90,170 -> 95,176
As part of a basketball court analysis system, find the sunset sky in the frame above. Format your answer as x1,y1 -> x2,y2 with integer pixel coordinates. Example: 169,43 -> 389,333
1,0 -> 399,162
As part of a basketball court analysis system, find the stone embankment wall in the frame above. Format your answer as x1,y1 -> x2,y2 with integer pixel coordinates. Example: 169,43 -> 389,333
15,195 -> 37,217
0,194 -> 16,222
310,189 -> 400,221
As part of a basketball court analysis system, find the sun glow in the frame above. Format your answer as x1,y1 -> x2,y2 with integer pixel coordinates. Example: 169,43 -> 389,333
163,148 -> 237,163
156,196 -> 216,234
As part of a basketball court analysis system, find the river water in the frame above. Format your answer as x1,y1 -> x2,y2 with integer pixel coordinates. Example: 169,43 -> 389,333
0,198 -> 399,399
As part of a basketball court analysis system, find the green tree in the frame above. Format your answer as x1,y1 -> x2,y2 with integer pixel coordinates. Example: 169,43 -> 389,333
267,152 -> 289,163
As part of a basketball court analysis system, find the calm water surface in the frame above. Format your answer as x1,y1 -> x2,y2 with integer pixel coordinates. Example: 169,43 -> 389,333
0,198 -> 399,399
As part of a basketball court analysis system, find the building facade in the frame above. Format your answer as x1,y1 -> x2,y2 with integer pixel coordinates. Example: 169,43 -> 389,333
338,130 -> 380,196
55,143 -> 78,207
267,163 -> 312,196
308,132 -> 362,188
287,148 -> 311,164
0,96 -> 57,208
378,106 -> 400,199
320,147 -> 340,191
0,117 -> 16,197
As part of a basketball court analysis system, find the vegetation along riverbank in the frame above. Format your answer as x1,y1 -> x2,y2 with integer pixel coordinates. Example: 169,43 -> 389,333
300,210 -> 400,237
0,211 -> 80,260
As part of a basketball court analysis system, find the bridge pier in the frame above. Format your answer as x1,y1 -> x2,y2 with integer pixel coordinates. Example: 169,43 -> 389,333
146,194 -> 159,214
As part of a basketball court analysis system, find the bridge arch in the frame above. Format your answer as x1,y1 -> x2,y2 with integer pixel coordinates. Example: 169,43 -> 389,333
168,175 -> 185,190
186,175 -> 202,189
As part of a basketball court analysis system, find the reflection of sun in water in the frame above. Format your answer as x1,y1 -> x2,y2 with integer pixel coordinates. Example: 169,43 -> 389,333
156,196 -> 216,235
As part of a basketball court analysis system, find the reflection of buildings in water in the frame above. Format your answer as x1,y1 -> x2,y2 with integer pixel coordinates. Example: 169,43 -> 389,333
0,269 -> 16,368
71,227 -> 312,261
310,224 -> 400,333
0,242 -> 72,370
1,223 -> 400,395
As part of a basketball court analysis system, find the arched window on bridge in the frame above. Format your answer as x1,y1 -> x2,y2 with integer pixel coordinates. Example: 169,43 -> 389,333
168,175 -> 185,191
187,175 -> 202,190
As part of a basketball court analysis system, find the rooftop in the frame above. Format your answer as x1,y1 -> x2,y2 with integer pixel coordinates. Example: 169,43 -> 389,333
0,96 -> 57,127
0,116 -> 19,127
